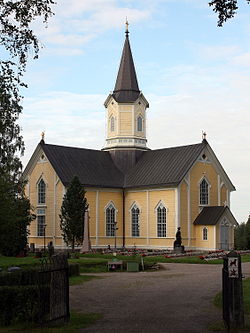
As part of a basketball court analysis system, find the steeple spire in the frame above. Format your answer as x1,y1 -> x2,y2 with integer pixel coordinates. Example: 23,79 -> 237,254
112,20 -> 140,103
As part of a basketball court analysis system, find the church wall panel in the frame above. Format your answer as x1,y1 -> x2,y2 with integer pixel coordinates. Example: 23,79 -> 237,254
98,191 -> 123,240
180,181 -> 188,244
85,190 -> 97,237
148,189 -> 176,240
220,184 -> 227,205
27,160 -> 57,247
125,191 -> 147,240
190,161 -> 219,228
194,225 -> 215,250
120,112 -> 132,134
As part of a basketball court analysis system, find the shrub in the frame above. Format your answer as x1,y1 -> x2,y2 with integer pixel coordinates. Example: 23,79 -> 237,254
68,263 -> 80,276
0,268 -> 39,286
0,285 -> 40,326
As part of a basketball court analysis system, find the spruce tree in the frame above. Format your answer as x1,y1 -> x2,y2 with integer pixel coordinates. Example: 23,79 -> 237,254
60,176 -> 88,251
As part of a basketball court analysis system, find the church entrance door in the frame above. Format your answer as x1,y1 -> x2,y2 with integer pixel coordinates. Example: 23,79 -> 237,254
220,219 -> 229,250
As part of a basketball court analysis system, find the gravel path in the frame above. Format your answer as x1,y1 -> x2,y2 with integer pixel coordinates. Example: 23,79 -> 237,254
70,262 -> 250,333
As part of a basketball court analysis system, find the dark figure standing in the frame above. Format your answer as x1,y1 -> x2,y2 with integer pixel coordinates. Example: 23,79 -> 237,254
176,227 -> 182,246
174,227 -> 185,253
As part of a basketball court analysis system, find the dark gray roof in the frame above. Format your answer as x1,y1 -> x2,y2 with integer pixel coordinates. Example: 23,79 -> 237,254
112,32 -> 140,103
125,142 -> 206,188
39,140 -> 207,189
193,206 -> 237,225
41,142 -> 124,188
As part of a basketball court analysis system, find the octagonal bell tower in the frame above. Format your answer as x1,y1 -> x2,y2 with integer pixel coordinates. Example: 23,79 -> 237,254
103,22 -> 149,159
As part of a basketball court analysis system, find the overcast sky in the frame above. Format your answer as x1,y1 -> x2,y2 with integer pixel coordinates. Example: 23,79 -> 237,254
20,0 -> 250,223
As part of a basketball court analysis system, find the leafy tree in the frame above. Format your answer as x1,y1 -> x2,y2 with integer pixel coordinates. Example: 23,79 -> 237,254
60,176 -> 88,251
0,1 -> 55,255
0,0 -> 55,182
209,0 -> 250,26
234,215 -> 250,250
234,222 -> 247,250
0,176 -> 35,256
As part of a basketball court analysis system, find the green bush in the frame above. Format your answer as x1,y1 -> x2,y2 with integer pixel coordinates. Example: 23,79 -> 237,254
0,268 -> 39,286
0,285 -> 40,326
68,263 -> 80,276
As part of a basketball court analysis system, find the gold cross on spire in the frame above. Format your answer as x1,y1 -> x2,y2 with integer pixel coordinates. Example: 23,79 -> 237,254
41,131 -> 45,141
125,18 -> 129,34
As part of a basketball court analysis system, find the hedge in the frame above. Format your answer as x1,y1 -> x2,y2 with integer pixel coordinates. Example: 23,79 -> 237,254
0,285 -> 40,326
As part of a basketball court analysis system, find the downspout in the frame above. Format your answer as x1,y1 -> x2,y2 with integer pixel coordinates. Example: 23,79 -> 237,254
122,188 -> 125,248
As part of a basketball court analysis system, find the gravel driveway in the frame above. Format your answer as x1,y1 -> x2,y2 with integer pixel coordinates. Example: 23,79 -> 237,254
70,262 -> 250,333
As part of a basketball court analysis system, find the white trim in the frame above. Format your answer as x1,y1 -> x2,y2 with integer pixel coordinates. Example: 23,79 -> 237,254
154,200 -> 168,212
85,188 -> 122,193
227,189 -> 230,208
129,201 -> 142,212
147,190 -> 149,246
217,175 -> 221,205
214,226 -> 216,249
186,173 -> 191,247
96,190 -> 99,246
132,105 -> 135,135
177,185 -> 180,228
203,145 -> 235,192
127,188 -> 175,193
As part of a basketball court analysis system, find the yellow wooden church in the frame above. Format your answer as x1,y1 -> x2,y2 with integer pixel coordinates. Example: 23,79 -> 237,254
23,25 -> 238,251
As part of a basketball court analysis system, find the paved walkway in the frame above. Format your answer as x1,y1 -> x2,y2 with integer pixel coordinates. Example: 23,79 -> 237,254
70,262 -> 250,333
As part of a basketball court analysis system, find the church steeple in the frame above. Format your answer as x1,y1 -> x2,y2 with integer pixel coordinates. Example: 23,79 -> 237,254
103,23 -> 149,153
112,21 -> 140,104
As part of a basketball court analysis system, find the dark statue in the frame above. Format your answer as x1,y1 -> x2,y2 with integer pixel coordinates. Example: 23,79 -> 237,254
173,227 -> 185,253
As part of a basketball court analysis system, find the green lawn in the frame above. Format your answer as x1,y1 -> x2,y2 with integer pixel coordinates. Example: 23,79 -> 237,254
214,277 -> 250,314
0,311 -> 102,332
211,278 -> 250,332
1,253 -> 250,274
69,275 -> 102,286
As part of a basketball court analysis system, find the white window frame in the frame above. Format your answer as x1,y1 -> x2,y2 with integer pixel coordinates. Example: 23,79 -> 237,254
202,227 -> 208,241
130,203 -> 140,237
137,115 -> 143,132
199,177 -> 210,206
37,208 -> 46,236
37,178 -> 46,205
155,201 -> 167,238
110,116 -> 115,132
105,201 -> 117,237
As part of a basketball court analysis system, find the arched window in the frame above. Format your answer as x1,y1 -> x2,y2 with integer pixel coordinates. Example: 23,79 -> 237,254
202,227 -> 208,240
106,203 -> 116,236
200,178 -> 209,205
110,117 -> 115,132
37,208 -> 46,236
38,179 -> 46,204
137,116 -> 143,132
131,204 -> 140,237
157,204 -> 166,237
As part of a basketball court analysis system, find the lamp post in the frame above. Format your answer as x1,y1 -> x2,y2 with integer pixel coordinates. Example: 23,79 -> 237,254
114,222 -> 118,250
43,224 -> 47,253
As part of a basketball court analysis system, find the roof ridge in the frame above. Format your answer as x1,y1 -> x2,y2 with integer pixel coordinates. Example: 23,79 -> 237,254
41,142 -> 104,153
148,141 -> 205,152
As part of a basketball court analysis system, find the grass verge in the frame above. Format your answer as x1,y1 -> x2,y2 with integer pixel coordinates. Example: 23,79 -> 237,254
69,275 -> 102,286
0,311 -> 102,332
210,278 -> 250,331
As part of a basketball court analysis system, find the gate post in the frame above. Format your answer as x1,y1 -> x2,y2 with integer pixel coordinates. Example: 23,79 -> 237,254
222,250 -> 244,331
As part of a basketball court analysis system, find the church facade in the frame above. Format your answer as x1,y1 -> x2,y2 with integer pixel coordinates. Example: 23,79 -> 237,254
23,26 -> 238,251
